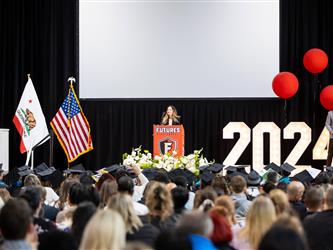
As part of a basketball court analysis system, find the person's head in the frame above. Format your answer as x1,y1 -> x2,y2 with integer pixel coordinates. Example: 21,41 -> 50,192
269,188 -> 291,216
193,186 -> 217,211
79,210 -> 126,250
99,178 -> 118,208
267,171 -> 279,184
71,201 -> 97,246
239,195 -> 277,249
230,175 -> 247,194
19,186 -> 44,216
146,182 -> 173,220
95,173 -> 115,191
287,181 -> 305,201
209,210 -> 232,245
214,195 -> 236,225
325,186 -> 333,209
162,106 -> 180,124
117,175 -> 134,195
314,171 -> 331,185
304,186 -> 324,212
273,214 -> 305,238
68,182 -> 100,206
166,106 -> 178,118
263,181 -> 276,194
38,231 -> 76,250
212,175 -> 230,195
24,174 -> 41,186
107,193 -> 143,233
174,176 -> 188,188
79,172 -> 95,186
0,199 -> 33,240
0,188 -> 11,203
258,225 -> 308,250
57,178 -> 79,210
171,186 -> 189,210
177,211 -> 214,238
154,171 -> 170,184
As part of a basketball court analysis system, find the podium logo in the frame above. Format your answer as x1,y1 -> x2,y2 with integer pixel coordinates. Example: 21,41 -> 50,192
159,137 -> 177,155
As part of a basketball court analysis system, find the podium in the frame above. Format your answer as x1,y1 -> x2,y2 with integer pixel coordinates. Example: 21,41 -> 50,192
153,125 -> 184,157
0,129 -> 9,172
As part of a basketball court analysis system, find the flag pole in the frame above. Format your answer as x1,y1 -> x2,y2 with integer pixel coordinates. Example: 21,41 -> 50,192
67,77 -> 76,168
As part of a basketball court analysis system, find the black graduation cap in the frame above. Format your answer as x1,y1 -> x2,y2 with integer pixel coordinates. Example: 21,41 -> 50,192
142,168 -> 159,180
200,171 -> 214,185
34,162 -> 49,175
280,163 -> 296,175
18,165 -> 30,172
225,166 -> 238,173
264,162 -> 280,173
207,163 -> 224,174
46,169 -> 65,189
326,166 -> 333,172
293,170 -> 314,183
199,165 -> 209,172
63,163 -> 86,174
168,168 -> 183,182
182,169 -> 197,184
18,168 -> 34,177
104,164 -> 124,176
227,170 -> 248,179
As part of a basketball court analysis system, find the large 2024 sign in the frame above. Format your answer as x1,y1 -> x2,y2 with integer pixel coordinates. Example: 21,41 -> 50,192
223,122 -> 329,171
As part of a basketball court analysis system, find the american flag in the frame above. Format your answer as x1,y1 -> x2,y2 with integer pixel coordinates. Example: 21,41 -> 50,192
50,86 -> 93,162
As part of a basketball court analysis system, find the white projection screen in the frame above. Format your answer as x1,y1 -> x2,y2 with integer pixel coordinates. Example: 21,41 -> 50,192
79,0 -> 279,98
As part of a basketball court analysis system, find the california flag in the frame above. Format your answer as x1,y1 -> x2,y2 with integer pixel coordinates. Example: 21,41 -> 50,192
13,78 -> 49,153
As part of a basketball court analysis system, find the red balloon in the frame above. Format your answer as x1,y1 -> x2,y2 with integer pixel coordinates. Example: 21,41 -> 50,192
272,72 -> 299,99
320,85 -> 333,110
303,48 -> 328,74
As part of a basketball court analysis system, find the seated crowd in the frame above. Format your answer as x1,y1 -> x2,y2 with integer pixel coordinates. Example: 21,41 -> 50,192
0,162 -> 332,250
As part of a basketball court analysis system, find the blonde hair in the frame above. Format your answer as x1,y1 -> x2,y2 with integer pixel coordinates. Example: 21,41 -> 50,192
79,209 -> 126,250
161,105 -> 180,125
146,182 -> 173,220
269,189 -> 291,216
107,193 -> 143,233
24,174 -> 41,186
238,195 -> 276,249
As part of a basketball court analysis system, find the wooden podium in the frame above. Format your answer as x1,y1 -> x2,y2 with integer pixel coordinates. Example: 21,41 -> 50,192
153,125 -> 184,157
0,129 -> 9,172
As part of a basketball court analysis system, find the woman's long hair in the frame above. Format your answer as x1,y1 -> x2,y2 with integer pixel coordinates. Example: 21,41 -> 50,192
237,195 -> 277,249
161,105 -> 181,125
146,182 -> 173,220
107,193 -> 143,233
79,209 -> 126,250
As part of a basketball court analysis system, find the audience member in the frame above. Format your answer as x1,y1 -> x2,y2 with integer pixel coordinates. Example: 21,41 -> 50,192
19,186 -> 57,234
146,182 -> 174,230
304,186 -> 324,218
0,199 -> 37,250
230,176 -> 252,223
287,181 -> 306,220
209,210 -> 234,250
214,195 -> 238,228
38,231 -> 76,250
71,201 -> 97,247
108,193 -> 159,247
118,175 -> 149,216
98,178 -> 118,208
79,209 -> 126,250
231,196 -> 276,250
303,186 -> 333,250
269,189 -> 293,216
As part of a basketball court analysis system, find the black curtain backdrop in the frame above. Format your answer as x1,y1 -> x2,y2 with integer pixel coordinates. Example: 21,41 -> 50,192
1,0 -> 332,170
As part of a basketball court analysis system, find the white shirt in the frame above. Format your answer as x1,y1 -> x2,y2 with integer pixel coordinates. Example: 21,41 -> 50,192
44,187 -> 59,206
132,173 -> 149,202
132,201 -> 149,216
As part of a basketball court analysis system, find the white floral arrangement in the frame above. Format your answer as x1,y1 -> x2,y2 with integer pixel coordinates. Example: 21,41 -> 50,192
122,146 -> 212,176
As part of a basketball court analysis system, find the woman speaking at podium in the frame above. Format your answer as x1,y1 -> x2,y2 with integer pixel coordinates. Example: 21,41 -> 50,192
161,105 -> 181,125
